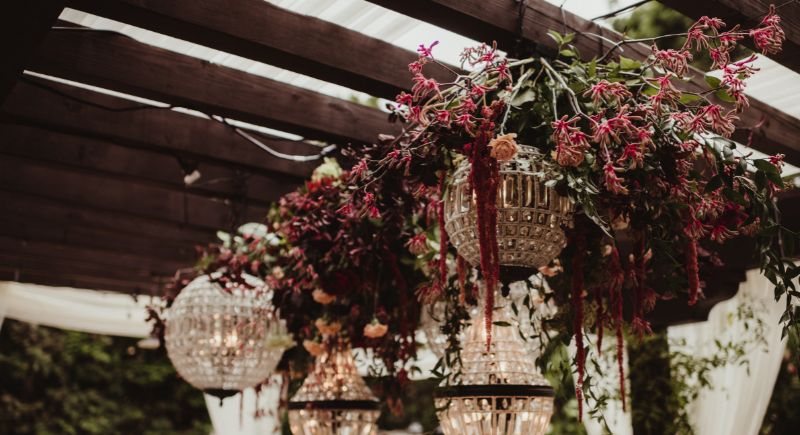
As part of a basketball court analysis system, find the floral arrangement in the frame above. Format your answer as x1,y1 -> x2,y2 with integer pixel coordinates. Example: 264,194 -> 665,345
148,3 -> 799,427
341,5 -> 797,418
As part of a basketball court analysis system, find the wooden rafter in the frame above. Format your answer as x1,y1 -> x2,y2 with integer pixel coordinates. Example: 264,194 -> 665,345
64,0 -> 450,98
1,77 -> 319,180
0,0 -> 64,102
0,154 -> 268,231
367,0 -> 800,165
0,124 -> 296,205
26,29 -> 396,144
661,0 -> 800,74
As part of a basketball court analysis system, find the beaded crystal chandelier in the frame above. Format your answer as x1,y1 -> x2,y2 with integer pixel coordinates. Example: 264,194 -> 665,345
165,274 -> 289,399
444,144 -> 573,268
288,343 -> 380,435
435,288 -> 554,435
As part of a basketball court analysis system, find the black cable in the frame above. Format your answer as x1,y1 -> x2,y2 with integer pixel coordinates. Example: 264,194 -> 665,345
591,0 -> 650,21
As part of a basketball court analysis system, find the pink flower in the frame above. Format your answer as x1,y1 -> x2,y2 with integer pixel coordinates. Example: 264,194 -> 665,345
411,73 -> 440,98
697,16 -> 726,29
769,153 -> 785,171
551,115 -> 590,167
709,224 -> 736,243
495,60 -> 512,82
750,6 -> 785,55
406,233 -> 428,255
702,105 -> 738,137
434,110 -> 451,126
395,92 -> 413,107
652,46 -> 692,76
603,162 -> 628,195
584,80 -> 632,106
618,142 -> 644,169
683,26 -> 710,51
408,60 -> 425,74
709,47 -> 730,69
592,119 -> 621,147
363,321 -> 389,338
417,40 -> 440,58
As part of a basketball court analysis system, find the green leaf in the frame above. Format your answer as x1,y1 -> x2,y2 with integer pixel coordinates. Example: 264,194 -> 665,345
705,75 -> 722,89
562,32 -> 575,44
619,56 -> 641,70
492,321 -> 512,327
679,93 -> 702,104
588,59 -> 597,78
559,49 -> 577,58
547,30 -> 563,45
705,175 -> 724,193
754,159 -> 779,174
723,188 -> 747,205
714,89 -> 737,103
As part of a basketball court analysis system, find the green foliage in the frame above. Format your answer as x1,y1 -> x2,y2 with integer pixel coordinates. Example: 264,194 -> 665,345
760,328 -> 800,434
0,320 -> 211,435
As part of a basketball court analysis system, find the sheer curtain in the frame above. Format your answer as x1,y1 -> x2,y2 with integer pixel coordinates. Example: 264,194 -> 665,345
205,378 -> 282,435
668,269 -> 787,435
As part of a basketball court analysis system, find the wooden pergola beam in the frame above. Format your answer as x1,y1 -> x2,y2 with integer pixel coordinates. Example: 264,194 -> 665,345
0,0 -> 64,102
661,0 -> 800,74
0,154 -> 267,231
367,0 -> 800,165
0,190 -> 216,245
0,124 -> 296,205
65,0 -> 446,99
0,215 -> 200,264
27,29 -> 395,144
1,77 -> 318,180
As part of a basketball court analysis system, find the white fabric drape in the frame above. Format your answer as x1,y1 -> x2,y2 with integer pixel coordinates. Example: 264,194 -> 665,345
0,281 -> 154,337
205,378 -> 282,435
571,334 -> 633,435
668,269 -> 787,435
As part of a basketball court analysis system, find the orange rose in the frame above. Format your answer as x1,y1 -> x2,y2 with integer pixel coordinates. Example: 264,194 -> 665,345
363,322 -> 388,338
303,340 -> 325,357
489,133 -> 519,161
312,288 -> 336,305
315,318 -> 342,337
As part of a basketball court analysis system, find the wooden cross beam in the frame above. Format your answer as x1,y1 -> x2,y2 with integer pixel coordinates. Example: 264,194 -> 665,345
64,0 -> 450,98
26,28 -> 396,144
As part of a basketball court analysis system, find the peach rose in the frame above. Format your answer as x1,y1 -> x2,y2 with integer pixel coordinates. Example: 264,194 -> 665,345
315,318 -> 342,337
303,340 -> 325,357
538,259 -> 563,277
489,133 -> 518,161
363,322 -> 388,338
312,288 -> 336,305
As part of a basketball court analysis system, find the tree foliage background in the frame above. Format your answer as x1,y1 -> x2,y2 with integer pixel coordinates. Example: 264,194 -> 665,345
0,319 -> 211,435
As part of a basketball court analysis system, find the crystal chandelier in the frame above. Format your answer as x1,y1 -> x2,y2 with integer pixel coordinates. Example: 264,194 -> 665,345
435,287 -> 555,435
419,301 -> 448,359
444,144 -> 573,268
289,343 -> 380,435
165,274 -> 289,399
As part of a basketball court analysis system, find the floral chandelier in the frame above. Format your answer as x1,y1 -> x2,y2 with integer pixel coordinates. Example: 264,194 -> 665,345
149,5 -> 799,432
164,274 -> 289,400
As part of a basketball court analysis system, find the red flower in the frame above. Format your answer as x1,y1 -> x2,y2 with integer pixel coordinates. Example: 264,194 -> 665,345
584,80 -> 632,106
652,46 -> 693,77
750,6 -> 785,55
769,153 -> 785,171
603,162 -> 628,194
417,40 -> 439,58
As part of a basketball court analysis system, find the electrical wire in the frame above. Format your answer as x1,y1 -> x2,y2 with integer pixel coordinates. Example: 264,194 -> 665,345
18,74 -> 336,162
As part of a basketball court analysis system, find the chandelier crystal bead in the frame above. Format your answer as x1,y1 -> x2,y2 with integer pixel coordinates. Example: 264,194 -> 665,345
165,274 -> 288,399
444,144 -> 573,269
289,343 -> 380,435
